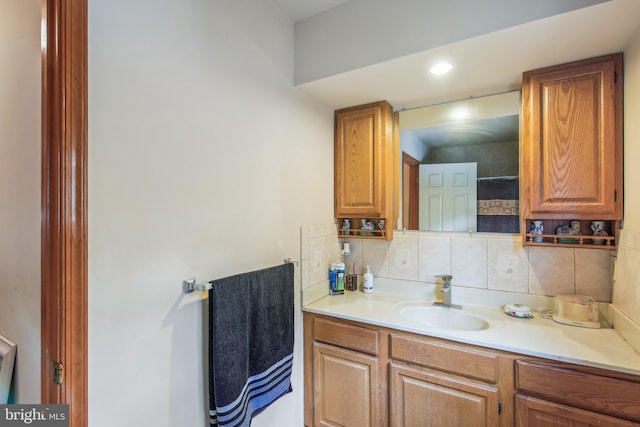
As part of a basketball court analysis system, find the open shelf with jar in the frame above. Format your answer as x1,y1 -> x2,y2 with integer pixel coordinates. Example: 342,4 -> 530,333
524,218 -> 618,250
338,218 -> 390,239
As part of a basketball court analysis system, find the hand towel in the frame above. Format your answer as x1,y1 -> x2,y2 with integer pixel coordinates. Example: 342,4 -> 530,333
208,263 -> 294,427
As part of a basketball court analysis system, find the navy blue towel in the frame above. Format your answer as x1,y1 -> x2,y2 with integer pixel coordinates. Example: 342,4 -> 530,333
208,263 -> 294,427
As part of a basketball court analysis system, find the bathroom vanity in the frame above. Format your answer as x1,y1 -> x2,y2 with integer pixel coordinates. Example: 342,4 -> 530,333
302,280 -> 640,427
320,52 -> 634,426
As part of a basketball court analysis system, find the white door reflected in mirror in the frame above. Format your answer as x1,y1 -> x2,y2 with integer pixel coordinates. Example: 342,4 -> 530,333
419,162 -> 477,232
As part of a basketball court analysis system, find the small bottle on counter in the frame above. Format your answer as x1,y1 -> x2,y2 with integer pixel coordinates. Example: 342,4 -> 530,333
336,263 -> 345,292
363,266 -> 374,293
345,262 -> 357,291
329,262 -> 345,295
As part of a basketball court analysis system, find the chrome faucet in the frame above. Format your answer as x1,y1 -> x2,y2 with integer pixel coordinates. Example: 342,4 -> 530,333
433,274 -> 462,309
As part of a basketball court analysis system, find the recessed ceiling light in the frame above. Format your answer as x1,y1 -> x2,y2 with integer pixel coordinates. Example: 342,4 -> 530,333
429,62 -> 453,75
449,106 -> 470,121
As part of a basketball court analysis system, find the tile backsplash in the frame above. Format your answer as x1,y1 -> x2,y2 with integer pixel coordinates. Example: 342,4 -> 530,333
612,228 -> 640,325
300,226 -> 614,304
300,224 -> 341,305
343,231 -> 614,302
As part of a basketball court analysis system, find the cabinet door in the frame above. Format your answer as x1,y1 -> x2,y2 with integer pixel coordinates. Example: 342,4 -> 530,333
313,343 -> 380,427
516,395 -> 640,427
522,54 -> 622,220
335,101 -> 393,218
390,363 -> 500,427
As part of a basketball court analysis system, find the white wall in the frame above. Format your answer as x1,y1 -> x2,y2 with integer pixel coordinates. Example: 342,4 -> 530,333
399,132 -> 426,163
88,1 -> 333,426
622,25 -> 640,231
0,0 -> 41,404
611,26 -> 640,325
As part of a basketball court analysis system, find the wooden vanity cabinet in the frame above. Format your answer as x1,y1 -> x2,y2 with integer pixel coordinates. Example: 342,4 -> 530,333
314,344 -> 380,427
305,313 -> 640,427
304,315 -> 388,427
304,313 -> 514,427
389,334 -> 505,427
515,359 -> 640,426
390,364 -> 499,427
335,101 -> 396,240
516,396 -> 640,427
521,53 -> 623,249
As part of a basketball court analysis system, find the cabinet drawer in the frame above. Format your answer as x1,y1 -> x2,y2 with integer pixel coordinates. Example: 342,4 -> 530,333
313,317 -> 379,356
389,333 -> 497,382
516,394 -> 640,427
516,359 -> 640,422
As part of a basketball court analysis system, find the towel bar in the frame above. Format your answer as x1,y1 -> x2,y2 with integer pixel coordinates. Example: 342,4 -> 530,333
182,279 -> 212,293
182,258 -> 299,293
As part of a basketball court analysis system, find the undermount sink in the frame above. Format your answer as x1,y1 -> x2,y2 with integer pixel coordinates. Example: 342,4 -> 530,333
397,303 -> 489,331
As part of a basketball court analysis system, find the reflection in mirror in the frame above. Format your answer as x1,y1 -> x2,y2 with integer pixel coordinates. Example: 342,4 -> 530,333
399,91 -> 520,233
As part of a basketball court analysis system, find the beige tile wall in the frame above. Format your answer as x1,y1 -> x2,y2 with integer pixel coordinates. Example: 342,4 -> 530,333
612,228 -> 640,323
342,231 -> 614,302
300,224 -> 341,305
300,225 -> 615,304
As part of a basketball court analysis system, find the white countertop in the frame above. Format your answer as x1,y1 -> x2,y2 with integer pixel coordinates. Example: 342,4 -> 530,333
303,278 -> 640,376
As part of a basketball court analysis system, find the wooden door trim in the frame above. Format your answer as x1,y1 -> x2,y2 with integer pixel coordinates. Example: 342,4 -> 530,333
402,152 -> 419,230
41,0 -> 88,426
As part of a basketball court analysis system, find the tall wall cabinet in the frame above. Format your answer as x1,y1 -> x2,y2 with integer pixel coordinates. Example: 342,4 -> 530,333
521,53 -> 623,249
335,101 -> 397,240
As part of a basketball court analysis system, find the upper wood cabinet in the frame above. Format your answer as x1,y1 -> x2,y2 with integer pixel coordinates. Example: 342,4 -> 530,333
335,101 -> 396,240
521,53 -> 623,248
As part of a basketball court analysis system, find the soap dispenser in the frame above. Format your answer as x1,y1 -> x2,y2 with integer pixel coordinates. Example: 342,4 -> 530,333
363,266 -> 374,293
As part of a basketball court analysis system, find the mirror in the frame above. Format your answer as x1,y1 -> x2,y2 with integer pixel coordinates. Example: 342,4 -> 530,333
399,91 -> 520,233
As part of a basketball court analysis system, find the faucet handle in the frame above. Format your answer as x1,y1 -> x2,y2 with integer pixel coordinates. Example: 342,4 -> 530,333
435,274 -> 452,282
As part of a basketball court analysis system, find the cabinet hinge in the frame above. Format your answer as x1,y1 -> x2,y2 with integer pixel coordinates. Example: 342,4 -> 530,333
614,71 -> 618,84
615,190 -> 617,202
53,360 -> 64,385
498,399 -> 502,415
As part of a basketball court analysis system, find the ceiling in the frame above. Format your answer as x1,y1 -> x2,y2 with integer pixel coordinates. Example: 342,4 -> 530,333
410,115 -> 519,148
272,0 -> 349,21
285,0 -> 640,111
